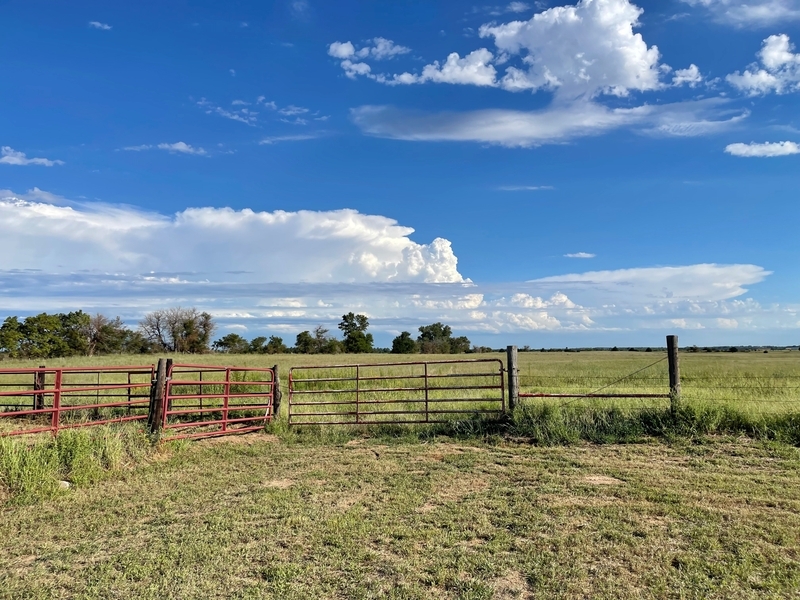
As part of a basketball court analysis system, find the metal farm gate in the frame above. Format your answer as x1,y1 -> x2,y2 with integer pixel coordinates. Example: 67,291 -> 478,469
160,363 -> 276,440
0,365 -> 155,436
288,359 -> 505,427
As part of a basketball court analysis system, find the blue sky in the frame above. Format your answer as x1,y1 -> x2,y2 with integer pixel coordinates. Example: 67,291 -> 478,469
2,0 -> 799,347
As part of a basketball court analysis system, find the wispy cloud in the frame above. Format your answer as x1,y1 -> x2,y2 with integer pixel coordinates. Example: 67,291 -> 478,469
197,98 -> 259,126
88,21 -> 112,30
0,146 -> 64,166
122,142 -> 207,155
259,134 -> 323,144
498,185 -> 554,191
725,140 -> 800,157
564,252 -> 596,259
290,0 -> 310,17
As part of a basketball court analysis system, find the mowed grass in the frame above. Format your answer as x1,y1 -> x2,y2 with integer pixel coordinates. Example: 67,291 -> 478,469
2,434 -> 800,599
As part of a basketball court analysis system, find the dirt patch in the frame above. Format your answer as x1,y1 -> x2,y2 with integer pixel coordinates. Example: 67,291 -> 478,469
199,433 -> 279,446
417,474 -> 490,513
583,475 -> 625,486
264,479 -> 293,489
493,570 -> 532,599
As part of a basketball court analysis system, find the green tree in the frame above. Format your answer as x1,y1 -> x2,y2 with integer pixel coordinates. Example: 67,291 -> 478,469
391,331 -> 417,354
0,317 -> 23,358
248,336 -> 268,354
265,336 -> 288,354
417,322 -> 471,354
295,331 -> 314,354
212,333 -> 250,353
338,313 -> 373,354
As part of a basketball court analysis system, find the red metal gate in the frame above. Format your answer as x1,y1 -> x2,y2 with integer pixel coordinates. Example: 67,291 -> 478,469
288,359 -> 505,426
162,363 -> 276,440
0,365 -> 155,436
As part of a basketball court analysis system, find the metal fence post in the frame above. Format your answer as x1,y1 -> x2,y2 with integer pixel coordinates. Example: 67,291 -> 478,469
147,358 -> 168,436
272,364 -> 281,417
507,345 -> 519,412
667,335 -> 681,415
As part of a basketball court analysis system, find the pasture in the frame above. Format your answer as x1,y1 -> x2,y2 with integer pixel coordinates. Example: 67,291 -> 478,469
1,350 -> 800,598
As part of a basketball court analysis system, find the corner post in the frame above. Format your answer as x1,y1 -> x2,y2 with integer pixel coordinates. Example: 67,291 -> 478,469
507,345 -> 519,412
272,364 -> 282,418
667,335 -> 681,415
147,358 -> 168,436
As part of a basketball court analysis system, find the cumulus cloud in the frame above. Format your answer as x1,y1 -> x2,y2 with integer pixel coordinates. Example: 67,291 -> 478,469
88,21 -> 112,30
122,142 -> 207,155
725,140 -> 800,156
564,252 -> 595,258
328,38 -> 412,80
389,49 -> 498,86
376,0 -> 665,98
0,146 -> 64,167
727,34 -> 800,95
681,0 -> 800,26
0,189 -> 465,284
672,64 -> 704,87
351,98 -> 746,147
478,0 -> 663,98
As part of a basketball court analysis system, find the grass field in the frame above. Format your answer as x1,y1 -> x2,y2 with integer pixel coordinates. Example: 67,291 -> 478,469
2,351 -> 799,598
2,434 -> 800,599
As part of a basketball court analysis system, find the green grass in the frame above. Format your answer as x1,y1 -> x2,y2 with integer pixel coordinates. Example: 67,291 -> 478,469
2,435 -> 799,598
0,425 -> 153,505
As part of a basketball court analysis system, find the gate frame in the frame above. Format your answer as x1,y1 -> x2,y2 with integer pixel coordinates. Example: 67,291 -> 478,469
287,358 -> 505,427
160,363 -> 276,440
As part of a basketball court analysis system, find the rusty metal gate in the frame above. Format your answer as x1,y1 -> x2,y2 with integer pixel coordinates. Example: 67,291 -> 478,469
288,359 -> 505,426
0,365 -> 155,437
162,363 -> 276,440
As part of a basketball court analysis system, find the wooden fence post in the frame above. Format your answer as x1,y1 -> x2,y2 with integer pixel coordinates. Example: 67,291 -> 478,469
147,358 -> 168,436
507,345 -> 519,412
667,335 -> 681,415
272,364 -> 282,417
33,365 -> 46,412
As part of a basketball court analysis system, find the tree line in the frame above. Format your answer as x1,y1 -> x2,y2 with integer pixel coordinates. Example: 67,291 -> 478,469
0,308 -> 476,359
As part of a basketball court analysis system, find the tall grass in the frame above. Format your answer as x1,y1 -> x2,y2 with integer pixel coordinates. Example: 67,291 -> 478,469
0,425 -> 153,504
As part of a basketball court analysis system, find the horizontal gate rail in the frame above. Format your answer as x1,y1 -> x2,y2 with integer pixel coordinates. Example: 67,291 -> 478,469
0,365 -> 155,437
288,359 -> 505,427
162,363 -> 275,440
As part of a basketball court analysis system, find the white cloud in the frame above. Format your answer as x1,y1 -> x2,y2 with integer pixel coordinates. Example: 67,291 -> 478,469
727,34 -> 800,95
507,2 -> 531,12
478,0 -> 664,98
716,317 -> 739,328
532,264 -> 771,302
564,252 -> 595,258
329,38 -> 412,80
351,98 -> 746,147
88,21 -> 112,30
673,64 -> 704,87
725,140 -> 800,156
328,41 -> 356,59
0,146 -> 64,166
357,37 -> 412,60
122,142 -> 206,155
681,0 -> 800,26
197,98 -> 259,126
157,142 -> 207,155
278,105 -> 309,116
0,190 -> 465,284
416,48 -> 498,86
498,185 -> 554,191
259,134 -> 322,144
